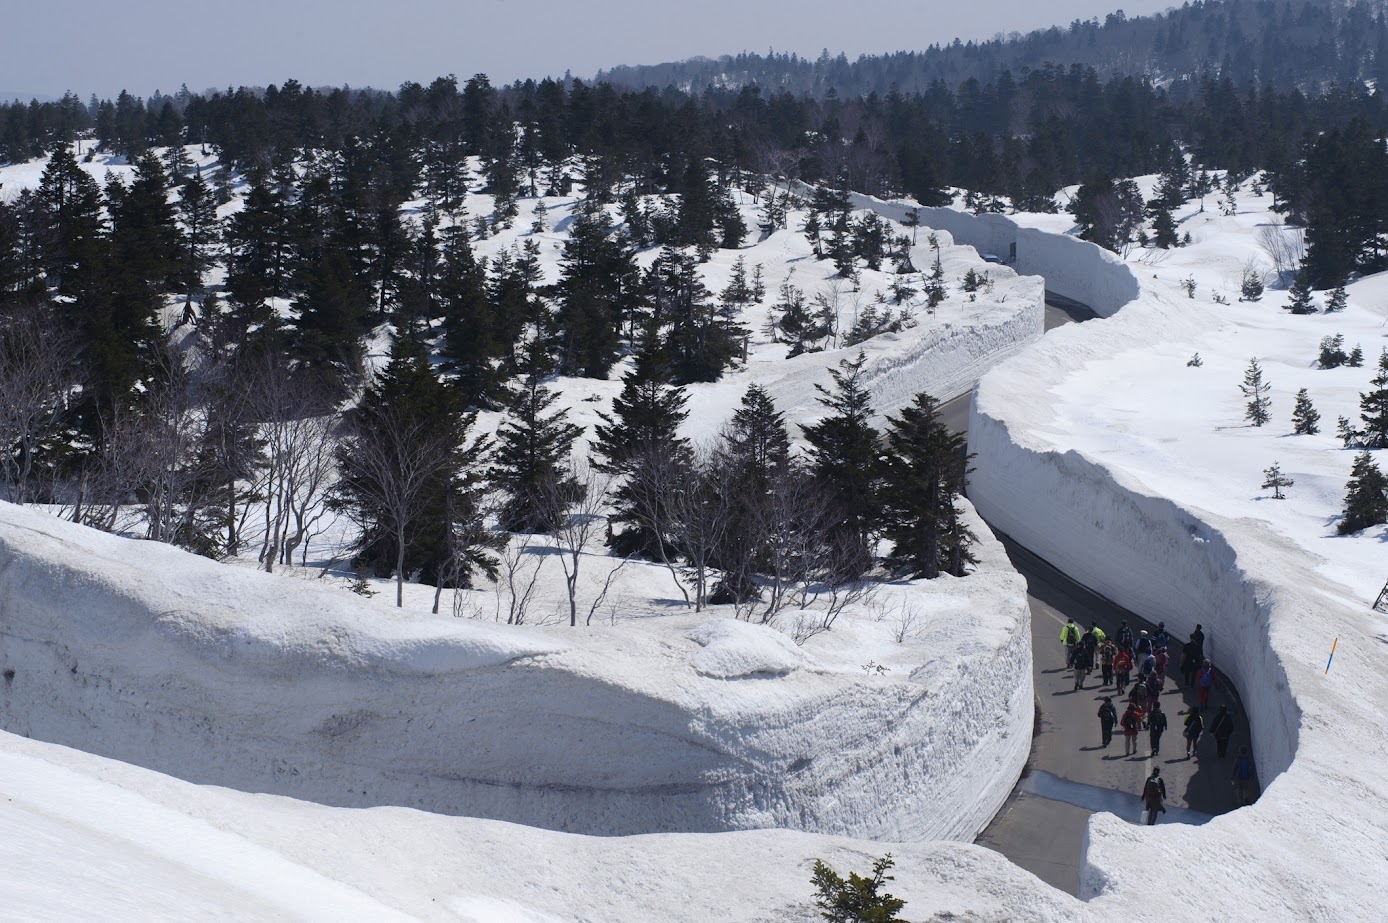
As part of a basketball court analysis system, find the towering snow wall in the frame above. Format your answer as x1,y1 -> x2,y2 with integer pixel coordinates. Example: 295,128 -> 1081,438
948,207 -> 1387,919
840,191 -> 1140,316
0,500 -> 1030,844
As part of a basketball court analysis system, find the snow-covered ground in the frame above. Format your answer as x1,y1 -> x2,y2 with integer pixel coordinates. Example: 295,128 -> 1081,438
958,180 -> 1388,921
10,139 -> 1384,918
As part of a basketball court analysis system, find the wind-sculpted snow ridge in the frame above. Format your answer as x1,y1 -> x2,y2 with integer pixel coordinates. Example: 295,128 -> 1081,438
951,206 -> 1387,920
0,498 -> 1030,845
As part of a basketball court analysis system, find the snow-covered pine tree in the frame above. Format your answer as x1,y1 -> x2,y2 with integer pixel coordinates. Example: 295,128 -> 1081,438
1291,388 -> 1321,435
1337,452 -> 1388,534
1359,349 -> 1388,448
1262,462 -> 1294,499
1285,272 -> 1316,314
1240,357 -> 1272,426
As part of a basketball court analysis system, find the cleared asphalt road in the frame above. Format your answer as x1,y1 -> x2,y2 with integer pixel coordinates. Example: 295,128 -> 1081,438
945,293 -> 1256,895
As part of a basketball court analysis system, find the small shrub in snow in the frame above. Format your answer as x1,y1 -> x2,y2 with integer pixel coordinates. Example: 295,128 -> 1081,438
1212,292 -> 1229,305
1262,462 -> 1294,499
1325,285 -> 1348,312
1187,353 -> 1203,367
1318,334 -> 1347,369
1181,276 -> 1197,298
1240,267 -> 1264,302
810,854 -> 908,923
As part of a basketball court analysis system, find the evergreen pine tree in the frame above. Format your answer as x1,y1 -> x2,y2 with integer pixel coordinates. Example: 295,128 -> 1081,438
802,351 -> 882,575
553,208 -> 639,378
709,384 -> 794,603
1150,207 -> 1179,248
1261,462 -> 1294,499
437,225 -> 502,405
1358,349 -> 1388,448
651,246 -> 741,383
880,392 -> 973,579
491,343 -> 585,533
592,335 -> 691,558
330,333 -> 496,606
1336,451 -> 1388,534
1318,334 -> 1347,369
1240,357 -> 1272,426
1349,345 -> 1365,367
1325,285 -> 1348,312
1240,267 -> 1264,302
1285,272 -> 1316,314
176,166 -> 219,317
1291,388 -> 1321,435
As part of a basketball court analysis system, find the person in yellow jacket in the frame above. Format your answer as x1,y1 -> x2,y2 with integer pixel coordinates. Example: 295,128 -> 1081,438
1061,618 -> 1080,666
1088,622 -> 1107,667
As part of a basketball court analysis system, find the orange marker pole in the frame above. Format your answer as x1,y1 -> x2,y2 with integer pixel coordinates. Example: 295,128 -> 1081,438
1324,637 -> 1339,675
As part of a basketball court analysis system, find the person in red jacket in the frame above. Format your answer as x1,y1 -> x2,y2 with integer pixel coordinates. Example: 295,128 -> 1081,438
1113,647 -> 1134,696
1121,702 -> 1143,756
1196,660 -> 1216,708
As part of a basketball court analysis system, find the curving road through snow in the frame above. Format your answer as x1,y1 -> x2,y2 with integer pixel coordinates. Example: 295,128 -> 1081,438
944,294 -> 1254,894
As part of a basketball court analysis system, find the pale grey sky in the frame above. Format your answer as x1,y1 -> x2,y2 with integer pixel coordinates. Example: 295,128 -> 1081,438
2,0 -> 1176,100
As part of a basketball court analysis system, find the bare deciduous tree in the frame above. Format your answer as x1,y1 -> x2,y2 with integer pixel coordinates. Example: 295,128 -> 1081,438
1257,221 -> 1306,286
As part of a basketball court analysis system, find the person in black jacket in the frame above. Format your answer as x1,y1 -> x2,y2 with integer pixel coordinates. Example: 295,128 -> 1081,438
1184,705 -> 1205,758
1140,768 -> 1167,824
1146,701 -> 1168,756
1098,697 -> 1118,747
1209,704 -> 1236,757
1180,635 -> 1202,688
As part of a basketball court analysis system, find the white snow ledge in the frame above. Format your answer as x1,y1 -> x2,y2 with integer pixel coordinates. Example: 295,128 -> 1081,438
0,500 -> 1030,844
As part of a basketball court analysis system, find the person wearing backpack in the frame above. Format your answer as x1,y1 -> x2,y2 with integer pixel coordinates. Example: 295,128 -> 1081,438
1098,639 -> 1117,687
1180,635 -> 1202,687
1113,647 -> 1133,696
1145,672 -> 1163,716
1140,767 -> 1167,824
1061,618 -> 1080,666
1121,702 -> 1143,755
1116,619 -> 1134,650
1196,660 -> 1216,708
1184,705 -> 1205,758
1098,697 -> 1118,748
1209,704 -> 1236,757
1146,701 -> 1168,756
1232,745 -> 1256,805
1153,621 -> 1170,651
1129,676 -> 1148,710
1073,649 -> 1091,691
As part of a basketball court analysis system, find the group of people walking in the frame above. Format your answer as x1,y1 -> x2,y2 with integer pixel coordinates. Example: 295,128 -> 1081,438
1060,616 -> 1257,822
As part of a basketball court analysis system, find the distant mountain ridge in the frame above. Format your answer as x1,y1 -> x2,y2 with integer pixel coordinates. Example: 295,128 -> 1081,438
596,0 -> 1388,97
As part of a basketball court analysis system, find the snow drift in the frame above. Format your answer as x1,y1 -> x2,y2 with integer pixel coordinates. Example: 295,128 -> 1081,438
0,498 -> 1031,844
